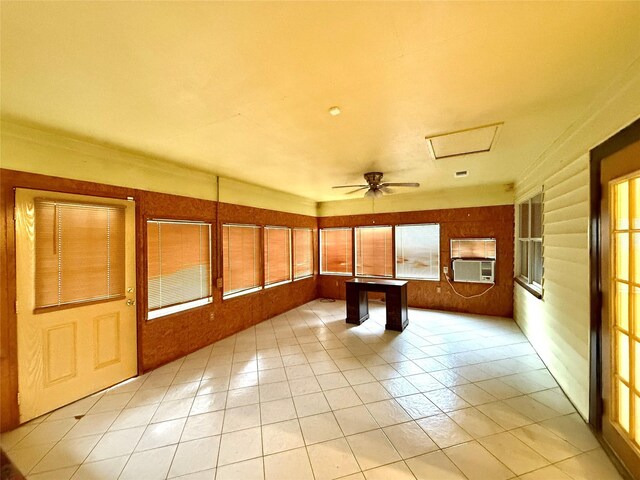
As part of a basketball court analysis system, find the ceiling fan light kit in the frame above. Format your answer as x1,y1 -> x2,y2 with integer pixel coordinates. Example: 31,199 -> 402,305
333,171 -> 419,198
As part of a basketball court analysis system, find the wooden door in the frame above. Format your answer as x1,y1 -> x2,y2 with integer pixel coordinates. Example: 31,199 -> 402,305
15,188 -> 137,423
600,137 -> 640,476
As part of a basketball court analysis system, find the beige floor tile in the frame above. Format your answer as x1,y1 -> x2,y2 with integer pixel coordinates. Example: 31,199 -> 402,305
395,394 -> 441,420
324,386 -> 363,410
308,437 -> 361,480
264,447 -> 314,480
540,413 -> 600,452
181,411 -> 224,442
229,372 -> 259,389
344,368 -> 377,386
217,426 -> 262,466
416,413 -> 473,450
215,457 -> 263,480
13,418 -> 77,449
529,388 -> 576,415
70,455 -> 128,480
222,403 -> 261,432
555,449 -> 623,480
450,383 -> 497,406
262,419 -> 304,455
379,377 -> 420,397
225,386 -> 259,408
31,435 -> 101,474
259,367 -> 288,385
317,372 -> 350,390
109,404 -> 157,431
120,444 -> 177,480
285,364 -> 315,380
29,466 -> 78,480
475,378 -> 521,399
190,393 -> 227,415
503,395 -> 561,422
299,412 -> 343,445
365,399 -> 412,427
424,388 -> 471,412
448,407 -> 504,438
405,451 -> 466,480
151,398 -> 194,423
167,435 -> 220,477
428,370 -> 467,388
363,461 -> 415,480
64,412 -> 119,439
347,429 -> 401,470
260,397 -> 297,425
293,392 -> 331,417
518,464 -> 573,480
259,381 -> 292,402
444,441 -> 514,480
163,382 -> 200,402
5,442 -> 56,474
383,421 -> 437,459
0,423 -> 37,451
136,417 -> 186,452
477,401 -> 534,429
85,426 -> 144,462
288,377 -> 322,396
511,423 -> 581,462
478,431 -> 549,475
353,382 -> 393,404
334,405 -> 379,435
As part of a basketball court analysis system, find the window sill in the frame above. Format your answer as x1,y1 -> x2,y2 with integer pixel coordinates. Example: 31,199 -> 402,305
223,287 -> 262,300
395,276 -> 439,282
148,297 -> 212,320
319,272 -> 352,276
265,280 -> 292,289
514,277 -> 543,299
294,275 -> 314,282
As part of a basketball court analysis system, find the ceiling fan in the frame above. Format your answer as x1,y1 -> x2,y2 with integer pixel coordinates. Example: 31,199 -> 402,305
332,172 -> 420,198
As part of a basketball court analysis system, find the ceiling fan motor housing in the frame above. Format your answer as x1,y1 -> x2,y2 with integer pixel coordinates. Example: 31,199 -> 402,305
364,172 -> 384,185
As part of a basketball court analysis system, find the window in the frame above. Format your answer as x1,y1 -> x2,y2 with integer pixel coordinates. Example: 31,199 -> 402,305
320,228 -> 353,275
147,220 -> 212,319
293,228 -> 313,279
395,224 -> 440,280
264,226 -> 291,287
222,224 -> 262,298
355,226 -> 393,277
517,193 -> 543,295
35,199 -> 125,309
451,238 -> 496,259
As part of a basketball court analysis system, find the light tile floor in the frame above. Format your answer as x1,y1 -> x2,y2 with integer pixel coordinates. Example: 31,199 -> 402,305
1,300 -> 624,480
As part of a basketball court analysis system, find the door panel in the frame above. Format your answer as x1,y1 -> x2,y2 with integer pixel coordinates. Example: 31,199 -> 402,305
601,138 -> 640,477
15,189 -> 137,423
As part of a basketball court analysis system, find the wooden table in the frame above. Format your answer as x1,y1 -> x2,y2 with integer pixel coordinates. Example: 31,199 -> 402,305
345,278 -> 409,331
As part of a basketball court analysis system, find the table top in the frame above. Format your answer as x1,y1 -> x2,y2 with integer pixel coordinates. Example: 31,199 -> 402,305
345,278 -> 408,287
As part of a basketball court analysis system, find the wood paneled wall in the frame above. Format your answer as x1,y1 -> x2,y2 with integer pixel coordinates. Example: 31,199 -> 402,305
317,206 -> 514,317
0,170 -> 317,431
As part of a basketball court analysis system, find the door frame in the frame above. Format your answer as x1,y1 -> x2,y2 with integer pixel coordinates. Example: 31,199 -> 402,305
0,169 -> 142,431
590,118 -> 640,431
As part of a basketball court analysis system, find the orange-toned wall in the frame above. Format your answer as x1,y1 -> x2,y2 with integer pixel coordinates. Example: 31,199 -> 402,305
317,206 -> 514,318
0,169 -> 317,431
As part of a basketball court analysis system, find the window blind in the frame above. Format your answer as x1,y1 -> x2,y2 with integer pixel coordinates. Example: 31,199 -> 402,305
293,228 -> 313,279
35,199 -> 125,309
395,224 -> 440,280
223,224 -> 262,296
355,226 -> 393,277
264,226 -> 291,286
147,220 -> 211,312
320,228 -> 353,275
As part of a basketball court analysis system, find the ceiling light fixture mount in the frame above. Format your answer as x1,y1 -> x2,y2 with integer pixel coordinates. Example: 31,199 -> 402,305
455,170 -> 468,178
328,106 -> 341,116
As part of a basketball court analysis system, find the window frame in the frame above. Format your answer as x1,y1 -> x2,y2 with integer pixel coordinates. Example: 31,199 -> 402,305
221,223 -> 263,300
146,218 -> 213,320
319,227 -> 354,276
264,225 -> 293,288
354,225 -> 394,278
395,223 -> 441,281
293,227 -> 314,280
516,192 -> 544,298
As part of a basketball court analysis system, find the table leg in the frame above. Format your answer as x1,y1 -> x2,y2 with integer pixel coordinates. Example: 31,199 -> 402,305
346,285 -> 369,325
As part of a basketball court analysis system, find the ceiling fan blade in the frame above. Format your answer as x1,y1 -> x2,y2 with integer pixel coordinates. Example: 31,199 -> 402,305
380,187 -> 394,194
381,182 -> 420,187
332,184 -> 368,189
345,187 -> 369,195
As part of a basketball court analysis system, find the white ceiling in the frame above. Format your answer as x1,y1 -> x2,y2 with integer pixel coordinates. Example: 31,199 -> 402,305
2,1 -> 639,201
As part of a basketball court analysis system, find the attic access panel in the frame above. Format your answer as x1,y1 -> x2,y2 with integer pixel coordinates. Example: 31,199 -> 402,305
426,123 -> 502,159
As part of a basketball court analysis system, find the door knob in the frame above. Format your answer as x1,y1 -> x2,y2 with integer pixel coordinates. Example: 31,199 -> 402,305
126,299 -> 136,306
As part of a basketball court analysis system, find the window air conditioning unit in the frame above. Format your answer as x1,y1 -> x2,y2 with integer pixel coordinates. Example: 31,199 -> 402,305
452,259 -> 495,284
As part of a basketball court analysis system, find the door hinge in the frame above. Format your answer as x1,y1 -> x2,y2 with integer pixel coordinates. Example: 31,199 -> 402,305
17,392 -> 21,406
15,300 -> 18,312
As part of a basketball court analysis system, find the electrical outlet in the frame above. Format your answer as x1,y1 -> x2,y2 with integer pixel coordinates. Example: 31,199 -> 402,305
443,266 -> 448,274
